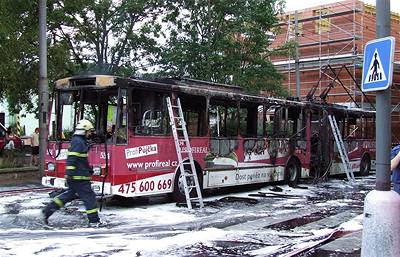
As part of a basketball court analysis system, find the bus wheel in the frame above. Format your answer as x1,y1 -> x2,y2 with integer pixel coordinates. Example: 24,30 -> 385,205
284,158 -> 300,187
171,165 -> 203,203
359,154 -> 371,176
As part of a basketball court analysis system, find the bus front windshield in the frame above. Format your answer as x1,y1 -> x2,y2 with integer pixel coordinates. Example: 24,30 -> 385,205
52,88 -> 127,144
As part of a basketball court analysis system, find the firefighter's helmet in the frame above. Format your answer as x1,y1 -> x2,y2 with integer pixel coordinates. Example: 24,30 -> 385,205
75,119 -> 94,131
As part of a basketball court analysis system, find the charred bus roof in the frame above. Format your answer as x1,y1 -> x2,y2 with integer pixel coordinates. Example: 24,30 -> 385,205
55,75 -> 117,89
55,75 -> 375,117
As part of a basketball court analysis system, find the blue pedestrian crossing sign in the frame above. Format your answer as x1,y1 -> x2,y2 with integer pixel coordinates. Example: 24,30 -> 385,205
362,36 -> 395,92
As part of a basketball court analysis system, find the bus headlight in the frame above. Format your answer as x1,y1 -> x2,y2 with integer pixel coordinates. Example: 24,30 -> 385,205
92,166 -> 102,176
47,162 -> 55,171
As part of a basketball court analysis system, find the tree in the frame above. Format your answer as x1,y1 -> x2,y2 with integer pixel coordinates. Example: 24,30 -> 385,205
49,0 -> 165,76
157,0 -> 288,95
0,0 -> 291,111
0,0 -> 165,111
0,1 -> 40,113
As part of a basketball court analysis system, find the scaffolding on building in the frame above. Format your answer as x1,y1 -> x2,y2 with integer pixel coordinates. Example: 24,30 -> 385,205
272,0 -> 365,106
271,0 -> 400,143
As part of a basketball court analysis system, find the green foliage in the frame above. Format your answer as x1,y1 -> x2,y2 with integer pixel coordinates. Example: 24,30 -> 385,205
48,0 -> 165,76
0,0 -> 290,112
0,0 -> 165,112
0,1 -> 39,113
157,0 -> 287,95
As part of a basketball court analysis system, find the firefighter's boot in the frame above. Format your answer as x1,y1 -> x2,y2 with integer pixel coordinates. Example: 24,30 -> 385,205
41,201 -> 59,224
87,221 -> 106,228
40,209 -> 50,225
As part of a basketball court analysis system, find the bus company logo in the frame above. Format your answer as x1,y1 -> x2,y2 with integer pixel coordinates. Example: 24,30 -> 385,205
125,144 -> 158,159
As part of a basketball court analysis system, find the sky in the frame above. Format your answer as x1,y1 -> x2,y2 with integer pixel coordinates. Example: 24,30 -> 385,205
285,0 -> 400,13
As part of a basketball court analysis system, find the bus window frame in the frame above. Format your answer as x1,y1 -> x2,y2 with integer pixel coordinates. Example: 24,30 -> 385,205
208,99 -> 239,138
115,88 -> 128,145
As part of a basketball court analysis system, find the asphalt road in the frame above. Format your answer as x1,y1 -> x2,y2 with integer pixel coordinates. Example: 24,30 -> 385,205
0,175 -> 375,256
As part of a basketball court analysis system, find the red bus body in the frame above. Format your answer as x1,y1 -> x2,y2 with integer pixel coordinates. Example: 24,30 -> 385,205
42,76 -> 376,199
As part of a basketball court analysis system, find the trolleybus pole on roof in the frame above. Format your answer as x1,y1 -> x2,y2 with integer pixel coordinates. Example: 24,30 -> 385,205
361,0 -> 400,256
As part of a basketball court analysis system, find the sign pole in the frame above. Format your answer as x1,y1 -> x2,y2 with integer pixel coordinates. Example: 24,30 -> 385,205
361,1 -> 400,256
374,6 -> 392,193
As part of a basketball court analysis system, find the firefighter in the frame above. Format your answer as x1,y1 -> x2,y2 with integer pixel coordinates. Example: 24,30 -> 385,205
42,119 -> 101,226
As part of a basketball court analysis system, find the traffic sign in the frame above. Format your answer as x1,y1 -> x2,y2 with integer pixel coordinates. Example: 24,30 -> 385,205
361,36 -> 395,92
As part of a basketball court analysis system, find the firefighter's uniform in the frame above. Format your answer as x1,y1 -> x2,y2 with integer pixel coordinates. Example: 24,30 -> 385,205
42,120 -> 100,224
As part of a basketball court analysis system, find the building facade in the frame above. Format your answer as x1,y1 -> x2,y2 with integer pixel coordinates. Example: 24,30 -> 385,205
271,0 -> 400,143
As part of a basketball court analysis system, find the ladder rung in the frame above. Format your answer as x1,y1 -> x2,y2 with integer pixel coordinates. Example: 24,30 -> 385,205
328,114 -> 354,183
167,96 -> 203,209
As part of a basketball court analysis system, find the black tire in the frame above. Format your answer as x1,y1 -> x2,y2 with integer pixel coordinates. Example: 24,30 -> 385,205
284,158 -> 301,187
359,154 -> 371,176
171,163 -> 203,203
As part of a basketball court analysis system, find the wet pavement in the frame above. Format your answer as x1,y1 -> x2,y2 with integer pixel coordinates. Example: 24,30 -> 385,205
0,175 -> 376,256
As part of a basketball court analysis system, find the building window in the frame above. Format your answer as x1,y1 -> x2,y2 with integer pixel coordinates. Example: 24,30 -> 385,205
288,12 -> 303,39
314,8 -> 331,34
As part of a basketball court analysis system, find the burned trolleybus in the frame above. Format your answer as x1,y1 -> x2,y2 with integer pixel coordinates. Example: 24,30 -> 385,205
42,75 -> 375,201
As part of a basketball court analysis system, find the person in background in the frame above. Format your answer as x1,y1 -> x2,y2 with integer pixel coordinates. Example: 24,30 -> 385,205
30,127 -> 39,166
42,119 -> 101,227
4,126 -> 14,150
390,145 -> 400,193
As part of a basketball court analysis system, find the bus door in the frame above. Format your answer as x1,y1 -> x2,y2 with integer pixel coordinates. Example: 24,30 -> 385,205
127,89 -> 176,195
310,109 -> 331,177
109,88 -> 129,185
342,113 -> 363,161
207,100 -> 240,169
269,105 -> 303,162
203,99 -> 241,187
241,103 -> 266,163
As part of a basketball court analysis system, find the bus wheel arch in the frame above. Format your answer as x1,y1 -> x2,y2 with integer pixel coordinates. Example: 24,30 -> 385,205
171,160 -> 203,203
359,153 -> 371,176
284,156 -> 301,187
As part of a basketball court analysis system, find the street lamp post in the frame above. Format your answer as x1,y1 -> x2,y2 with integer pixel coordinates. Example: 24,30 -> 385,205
38,0 -> 49,179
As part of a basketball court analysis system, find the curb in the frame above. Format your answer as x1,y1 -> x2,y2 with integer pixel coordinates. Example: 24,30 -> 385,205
0,167 -> 40,186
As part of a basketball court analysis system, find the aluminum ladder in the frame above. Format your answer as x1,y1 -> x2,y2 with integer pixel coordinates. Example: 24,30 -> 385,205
327,115 -> 355,183
166,97 -> 204,209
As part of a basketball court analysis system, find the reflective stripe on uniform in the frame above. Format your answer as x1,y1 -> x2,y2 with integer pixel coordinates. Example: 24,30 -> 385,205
66,165 -> 76,170
86,208 -> 98,214
67,152 -> 88,157
53,197 -> 64,207
65,175 -> 91,180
